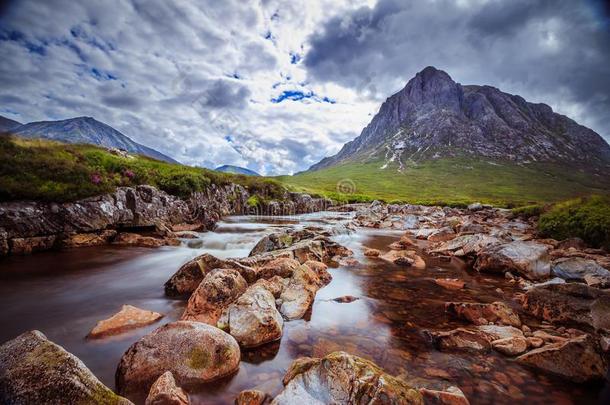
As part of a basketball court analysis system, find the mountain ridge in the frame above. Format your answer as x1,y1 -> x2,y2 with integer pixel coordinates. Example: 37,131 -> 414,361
308,66 -> 610,173
215,165 -> 260,176
4,115 -> 178,164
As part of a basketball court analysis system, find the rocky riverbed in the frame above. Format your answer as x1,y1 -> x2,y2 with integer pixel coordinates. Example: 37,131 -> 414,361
1,203 -> 609,404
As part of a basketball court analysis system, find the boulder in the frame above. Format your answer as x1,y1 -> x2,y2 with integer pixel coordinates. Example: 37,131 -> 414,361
165,253 -> 255,297
235,389 -> 267,405
468,203 -> 483,211
435,278 -> 465,290
516,334 -> 607,382
552,257 -> 610,282
476,325 -> 524,341
303,260 -> 332,285
491,337 -> 528,356
271,352 -> 422,404
181,269 -> 248,324
258,257 -> 300,279
428,234 -> 503,256
0,330 -> 132,404
364,248 -> 381,257
474,241 -> 550,280
445,301 -> 521,327
419,386 -> 470,405
428,227 -> 457,243
279,264 -> 325,320
62,230 -> 117,248
520,283 -> 610,332
218,282 -> 283,348
89,305 -> 163,338
116,321 -> 240,396
380,250 -> 426,270
428,328 -> 491,353
113,232 -> 179,248
145,371 -> 189,405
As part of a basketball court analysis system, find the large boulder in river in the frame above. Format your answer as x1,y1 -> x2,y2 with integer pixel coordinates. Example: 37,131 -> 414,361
164,253 -> 255,296
116,321 -> 240,397
552,257 -> 610,282
428,233 -> 504,256
474,241 -> 550,280
181,269 -> 248,324
516,334 -> 607,382
278,264 -> 326,320
519,283 -> 610,332
271,351 -> 422,404
218,281 -> 284,348
0,330 -> 132,404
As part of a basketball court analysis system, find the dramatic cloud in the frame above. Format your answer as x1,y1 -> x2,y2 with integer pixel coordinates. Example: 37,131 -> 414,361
0,0 -> 608,174
305,0 -> 610,143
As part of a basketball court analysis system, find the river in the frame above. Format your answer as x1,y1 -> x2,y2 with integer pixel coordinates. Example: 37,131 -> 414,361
0,212 -> 602,404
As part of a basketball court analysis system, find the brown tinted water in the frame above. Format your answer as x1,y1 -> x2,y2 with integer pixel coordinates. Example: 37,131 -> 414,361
0,213 -> 604,404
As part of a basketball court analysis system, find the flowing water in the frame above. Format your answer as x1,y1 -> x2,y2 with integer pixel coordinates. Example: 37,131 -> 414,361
0,212 -> 604,404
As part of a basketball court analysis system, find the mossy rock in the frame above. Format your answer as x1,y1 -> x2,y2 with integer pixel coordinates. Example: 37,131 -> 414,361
0,330 -> 132,405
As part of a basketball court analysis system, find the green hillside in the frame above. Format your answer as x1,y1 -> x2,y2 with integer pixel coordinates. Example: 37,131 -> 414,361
277,158 -> 610,207
0,135 -> 284,202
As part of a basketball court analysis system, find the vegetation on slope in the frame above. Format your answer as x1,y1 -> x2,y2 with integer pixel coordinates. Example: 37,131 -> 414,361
538,195 -> 610,250
0,135 -> 284,202
278,159 -> 610,207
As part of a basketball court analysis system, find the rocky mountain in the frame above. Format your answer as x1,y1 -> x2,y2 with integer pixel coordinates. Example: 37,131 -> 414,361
0,115 -> 22,132
309,67 -> 610,173
8,116 -> 178,164
215,165 -> 260,176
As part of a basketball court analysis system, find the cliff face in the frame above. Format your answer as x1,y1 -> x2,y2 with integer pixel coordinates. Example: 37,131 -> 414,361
0,185 -> 332,256
309,66 -> 610,172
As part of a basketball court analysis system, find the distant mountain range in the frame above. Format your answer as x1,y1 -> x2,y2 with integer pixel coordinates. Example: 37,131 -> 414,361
309,66 -> 610,172
1,115 -> 178,164
215,165 -> 260,176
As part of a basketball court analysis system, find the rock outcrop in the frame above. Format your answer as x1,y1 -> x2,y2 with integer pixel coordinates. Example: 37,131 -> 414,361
271,352 -> 423,404
116,321 -> 240,397
0,330 -> 132,404
474,241 -> 551,280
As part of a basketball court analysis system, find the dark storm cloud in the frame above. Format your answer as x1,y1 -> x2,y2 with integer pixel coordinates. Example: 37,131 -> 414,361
305,0 -> 610,140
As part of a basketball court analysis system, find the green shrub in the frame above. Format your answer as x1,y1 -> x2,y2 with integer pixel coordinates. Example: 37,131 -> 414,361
538,195 -> 610,250
512,204 -> 545,219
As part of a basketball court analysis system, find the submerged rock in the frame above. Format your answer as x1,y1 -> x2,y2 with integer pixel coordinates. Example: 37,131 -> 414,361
181,268 -> 248,324
89,305 -> 163,338
116,321 -> 240,397
218,281 -> 284,348
445,301 -> 521,327
235,389 -> 267,405
516,334 -> 607,382
145,371 -> 189,405
428,328 -> 491,353
435,278 -> 465,290
0,330 -> 132,404
475,241 -> 550,280
271,351 -> 422,404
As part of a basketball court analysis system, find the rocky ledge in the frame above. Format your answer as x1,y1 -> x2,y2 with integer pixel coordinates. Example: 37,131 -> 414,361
0,184 -> 331,256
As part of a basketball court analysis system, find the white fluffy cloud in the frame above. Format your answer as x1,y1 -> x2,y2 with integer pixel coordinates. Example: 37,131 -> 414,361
1,0 -> 608,175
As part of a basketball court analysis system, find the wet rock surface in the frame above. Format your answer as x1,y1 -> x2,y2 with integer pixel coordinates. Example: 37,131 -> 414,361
89,305 -> 163,338
145,371 -> 189,405
272,351 -> 423,404
116,321 -> 240,398
0,330 -> 132,404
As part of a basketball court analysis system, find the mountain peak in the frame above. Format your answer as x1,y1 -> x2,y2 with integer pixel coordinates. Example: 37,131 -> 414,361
308,67 -> 610,172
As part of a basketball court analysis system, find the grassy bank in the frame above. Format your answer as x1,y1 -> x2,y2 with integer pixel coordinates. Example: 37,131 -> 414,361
0,135 -> 284,202
277,159 -> 610,207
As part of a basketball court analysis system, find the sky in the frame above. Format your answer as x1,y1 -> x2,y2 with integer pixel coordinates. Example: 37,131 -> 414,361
1,0 -> 609,175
